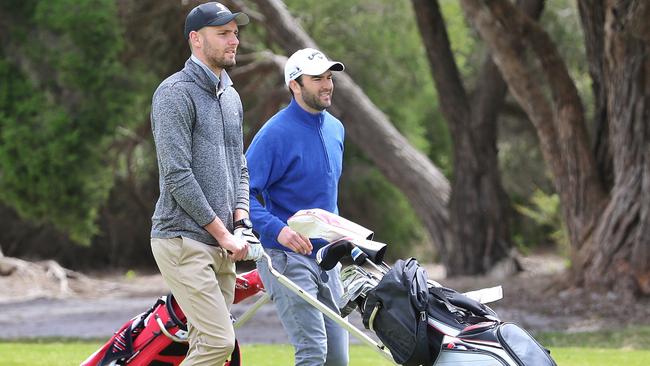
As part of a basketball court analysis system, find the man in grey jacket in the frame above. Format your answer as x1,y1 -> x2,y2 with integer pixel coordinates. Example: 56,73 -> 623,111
149,2 -> 260,365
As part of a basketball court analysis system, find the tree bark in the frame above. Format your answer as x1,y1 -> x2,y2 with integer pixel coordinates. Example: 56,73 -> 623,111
460,0 -> 650,296
249,0 -> 452,255
578,0 -> 613,190
577,0 -> 650,295
412,0 -> 542,274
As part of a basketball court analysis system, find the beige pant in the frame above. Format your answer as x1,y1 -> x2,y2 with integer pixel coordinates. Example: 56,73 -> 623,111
151,237 -> 236,366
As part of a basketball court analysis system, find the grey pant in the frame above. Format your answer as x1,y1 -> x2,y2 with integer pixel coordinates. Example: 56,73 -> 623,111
257,249 -> 350,366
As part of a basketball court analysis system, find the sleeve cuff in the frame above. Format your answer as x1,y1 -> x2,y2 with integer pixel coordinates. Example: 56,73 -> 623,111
268,220 -> 286,242
235,202 -> 249,213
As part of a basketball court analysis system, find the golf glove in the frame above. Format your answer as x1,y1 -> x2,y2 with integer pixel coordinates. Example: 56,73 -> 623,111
234,227 -> 264,261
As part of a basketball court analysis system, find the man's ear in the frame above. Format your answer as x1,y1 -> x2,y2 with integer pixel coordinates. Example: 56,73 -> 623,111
189,31 -> 201,49
288,79 -> 301,95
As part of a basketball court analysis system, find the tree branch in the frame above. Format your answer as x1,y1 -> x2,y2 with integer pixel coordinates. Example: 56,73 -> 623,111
578,0 -> 612,189
472,0 -> 544,129
411,0 -> 470,135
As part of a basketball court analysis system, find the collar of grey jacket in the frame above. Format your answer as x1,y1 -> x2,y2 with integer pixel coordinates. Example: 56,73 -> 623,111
185,56 -> 234,97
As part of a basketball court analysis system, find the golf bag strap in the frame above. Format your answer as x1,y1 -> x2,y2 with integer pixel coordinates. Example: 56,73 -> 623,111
429,285 -> 492,317
166,293 -> 187,331
428,286 -> 455,310
414,309 -> 430,365
410,259 -> 433,366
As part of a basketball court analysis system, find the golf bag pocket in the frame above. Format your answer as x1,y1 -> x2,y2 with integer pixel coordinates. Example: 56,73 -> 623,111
81,294 -> 242,366
362,258 -> 434,366
497,323 -> 557,366
80,294 -> 188,366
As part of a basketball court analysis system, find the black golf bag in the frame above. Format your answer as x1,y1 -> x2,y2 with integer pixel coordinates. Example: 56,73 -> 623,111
359,258 -> 557,366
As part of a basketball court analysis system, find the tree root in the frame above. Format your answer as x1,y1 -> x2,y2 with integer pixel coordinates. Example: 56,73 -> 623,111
0,250 -> 87,301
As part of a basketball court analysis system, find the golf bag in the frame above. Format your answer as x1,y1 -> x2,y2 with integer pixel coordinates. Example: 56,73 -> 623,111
81,270 -> 263,366
292,209 -> 557,365
355,257 -> 557,366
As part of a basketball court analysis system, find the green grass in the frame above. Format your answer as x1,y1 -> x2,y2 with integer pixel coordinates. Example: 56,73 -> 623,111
0,342 -> 395,366
2,328 -> 650,366
241,344 -> 395,365
550,348 -> 650,366
0,341 -> 104,366
536,326 -> 650,349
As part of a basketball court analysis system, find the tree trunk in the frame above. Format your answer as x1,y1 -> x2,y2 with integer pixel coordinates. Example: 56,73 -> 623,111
460,0 -> 650,296
412,0 -> 542,274
577,0 -> 613,190
249,0 -> 452,255
577,0 -> 650,295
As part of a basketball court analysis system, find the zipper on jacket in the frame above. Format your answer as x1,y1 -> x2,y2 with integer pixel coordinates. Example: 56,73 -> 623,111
318,114 -> 332,173
217,91 -> 233,202
217,88 -> 227,144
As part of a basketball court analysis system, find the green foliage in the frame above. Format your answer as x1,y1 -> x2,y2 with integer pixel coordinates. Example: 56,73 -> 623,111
514,189 -> 568,253
124,269 -> 137,280
0,0 -> 135,244
439,0 -> 480,81
339,159 -> 431,260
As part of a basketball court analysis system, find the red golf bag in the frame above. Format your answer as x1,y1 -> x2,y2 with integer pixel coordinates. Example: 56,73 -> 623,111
81,269 -> 263,366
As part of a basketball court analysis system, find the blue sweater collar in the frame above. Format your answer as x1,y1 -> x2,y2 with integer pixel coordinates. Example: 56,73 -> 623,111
287,98 -> 325,128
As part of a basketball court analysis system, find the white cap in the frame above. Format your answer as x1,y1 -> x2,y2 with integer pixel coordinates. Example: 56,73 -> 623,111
284,48 -> 345,86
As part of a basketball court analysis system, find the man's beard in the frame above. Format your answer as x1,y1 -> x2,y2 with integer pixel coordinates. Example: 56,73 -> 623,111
302,89 -> 331,111
207,54 -> 235,70
205,43 -> 236,70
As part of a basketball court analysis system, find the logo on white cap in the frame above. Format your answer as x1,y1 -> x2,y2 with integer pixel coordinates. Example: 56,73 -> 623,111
307,51 -> 325,60
288,67 -> 302,80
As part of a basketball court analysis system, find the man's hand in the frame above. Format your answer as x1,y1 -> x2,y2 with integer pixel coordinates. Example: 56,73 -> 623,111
219,232 -> 249,261
204,216 -> 250,261
235,227 -> 265,261
277,226 -> 313,256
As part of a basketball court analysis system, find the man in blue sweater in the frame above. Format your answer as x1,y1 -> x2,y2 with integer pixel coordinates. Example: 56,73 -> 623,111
246,48 -> 349,365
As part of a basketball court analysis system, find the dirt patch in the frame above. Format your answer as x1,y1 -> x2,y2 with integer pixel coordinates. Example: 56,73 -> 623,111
1,251 -> 649,340
424,254 -> 650,333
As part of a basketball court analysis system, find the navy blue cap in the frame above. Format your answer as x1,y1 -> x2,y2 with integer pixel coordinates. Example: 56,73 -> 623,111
184,2 -> 249,39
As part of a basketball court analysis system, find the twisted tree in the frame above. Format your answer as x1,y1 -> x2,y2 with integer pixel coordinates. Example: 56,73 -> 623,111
411,0 -> 544,274
460,0 -> 650,296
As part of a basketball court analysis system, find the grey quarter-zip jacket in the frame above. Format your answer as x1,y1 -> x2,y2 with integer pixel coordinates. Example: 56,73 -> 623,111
150,58 -> 249,246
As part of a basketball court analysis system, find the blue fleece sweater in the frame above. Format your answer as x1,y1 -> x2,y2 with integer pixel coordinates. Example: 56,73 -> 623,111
246,99 -> 344,257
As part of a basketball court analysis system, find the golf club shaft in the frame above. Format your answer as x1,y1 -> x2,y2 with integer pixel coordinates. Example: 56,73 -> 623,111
262,253 -> 397,364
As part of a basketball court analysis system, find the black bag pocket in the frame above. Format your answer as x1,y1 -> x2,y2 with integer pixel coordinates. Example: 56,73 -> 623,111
362,259 -> 433,366
497,323 -> 557,366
